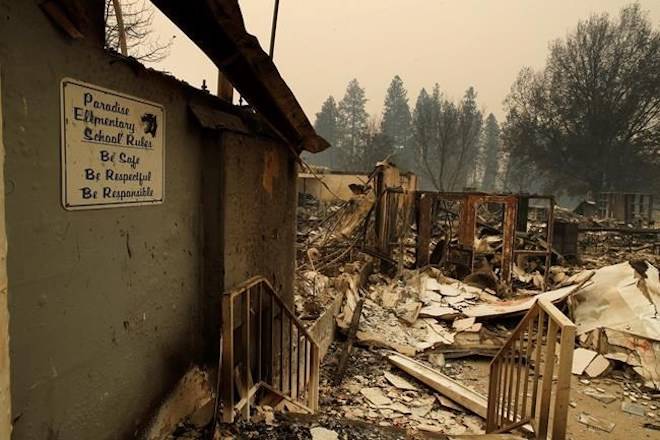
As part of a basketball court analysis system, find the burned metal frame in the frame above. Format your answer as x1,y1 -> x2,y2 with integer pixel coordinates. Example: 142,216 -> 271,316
412,192 -> 518,284
377,188 -> 555,289
513,196 -> 555,290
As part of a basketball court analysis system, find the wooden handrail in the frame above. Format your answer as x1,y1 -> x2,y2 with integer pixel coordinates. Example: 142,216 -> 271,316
487,295 -> 576,439
228,276 -> 319,345
221,276 -> 320,423
538,298 -> 575,329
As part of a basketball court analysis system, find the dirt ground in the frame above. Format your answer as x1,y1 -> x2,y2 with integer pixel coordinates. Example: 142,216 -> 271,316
317,343 -> 659,440
457,358 -> 659,440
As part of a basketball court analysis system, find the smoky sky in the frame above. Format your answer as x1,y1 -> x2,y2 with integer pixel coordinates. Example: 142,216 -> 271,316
151,0 -> 660,122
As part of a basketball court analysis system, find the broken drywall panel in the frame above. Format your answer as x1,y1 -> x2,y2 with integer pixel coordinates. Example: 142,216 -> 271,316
464,281 -> 591,319
601,328 -> 660,390
387,353 -> 488,418
582,388 -> 617,404
453,317 -> 477,332
577,413 -> 615,432
384,372 -> 418,391
621,401 -> 646,417
569,262 -> 660,389
571,261 -> 660,338
572,348 -> 598,375
584,354 -> 611,378
420,304 -> 458,319
360,387 -> 392,407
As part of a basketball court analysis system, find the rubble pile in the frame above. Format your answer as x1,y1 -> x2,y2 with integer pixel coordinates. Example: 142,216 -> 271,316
290,172 -> 660,438
312,261 -> 659,436
319,342 -> 492,436
214,412 -> 409,440
335,266 -> 595,358
569,261 -> 660,389
295,189 -> 376,319
296,182 -> 375,276
579,231 -> 660,267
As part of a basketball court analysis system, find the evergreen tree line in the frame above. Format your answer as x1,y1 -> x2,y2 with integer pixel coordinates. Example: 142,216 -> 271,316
311,76 -> 506,192
312,4 -> 659,197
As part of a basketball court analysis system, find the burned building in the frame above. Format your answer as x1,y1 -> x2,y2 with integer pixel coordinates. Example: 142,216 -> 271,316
0,1 -> 329,438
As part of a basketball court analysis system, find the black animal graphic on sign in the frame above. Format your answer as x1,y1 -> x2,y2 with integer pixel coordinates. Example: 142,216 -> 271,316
141,113 -> 158,137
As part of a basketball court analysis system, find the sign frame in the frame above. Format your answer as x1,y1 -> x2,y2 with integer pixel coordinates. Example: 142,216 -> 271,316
60,78 -> 166,210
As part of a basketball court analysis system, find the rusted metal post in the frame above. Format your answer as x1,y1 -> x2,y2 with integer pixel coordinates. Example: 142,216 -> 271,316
416,194 -> 432,267
374,164 -> 400,268
269,0 -> 281,58
544,197 -> 555,290
500,197 -> 517,285
217,71 -> 234,103
458,194 -> 475,248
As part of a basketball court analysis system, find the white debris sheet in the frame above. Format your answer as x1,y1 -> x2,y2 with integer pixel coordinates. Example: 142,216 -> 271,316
570,261 -> 660,389
336,267 -> 590,357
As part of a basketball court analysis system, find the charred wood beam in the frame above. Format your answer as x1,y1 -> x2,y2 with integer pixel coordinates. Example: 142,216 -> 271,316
333,298 -> 364,385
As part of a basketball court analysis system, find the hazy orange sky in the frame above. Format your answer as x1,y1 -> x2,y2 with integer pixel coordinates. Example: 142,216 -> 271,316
151,0 -> 660,122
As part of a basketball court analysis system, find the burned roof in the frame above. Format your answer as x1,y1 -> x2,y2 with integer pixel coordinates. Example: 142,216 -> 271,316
151,0 -> 329,154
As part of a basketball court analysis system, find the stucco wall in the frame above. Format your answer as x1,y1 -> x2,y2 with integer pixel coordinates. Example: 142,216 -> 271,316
222,132 -> 296,300
0,2 -> 296,439
298,173 -> 369,202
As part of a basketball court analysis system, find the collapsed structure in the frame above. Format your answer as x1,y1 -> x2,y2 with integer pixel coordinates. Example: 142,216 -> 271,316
290,163 -> 660,439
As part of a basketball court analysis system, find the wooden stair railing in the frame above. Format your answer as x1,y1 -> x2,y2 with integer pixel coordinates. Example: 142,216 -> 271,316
221,276 -> 320,423
486,297 -> 576,439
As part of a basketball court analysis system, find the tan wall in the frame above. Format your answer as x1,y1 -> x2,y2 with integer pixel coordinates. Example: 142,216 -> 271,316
0,3 -> 297,439
298,173 -> 369,202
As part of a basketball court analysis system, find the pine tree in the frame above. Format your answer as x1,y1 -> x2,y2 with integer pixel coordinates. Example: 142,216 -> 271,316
310,96 -> 340,168
481,113 -> 501,191
453,87 -> 482,190
363,117 -> 394,167
337,79 -> 369,170
413,85 -> 483,191
381,75 -> 412,168
412,88 -> 438,188
314,96 -> 340,146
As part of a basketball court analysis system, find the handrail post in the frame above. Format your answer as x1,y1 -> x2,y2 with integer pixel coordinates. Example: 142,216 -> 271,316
486,297 -> 575,439
486,361 -> 499,432
240,287 -> 251,420
221,294 -> 234,423
552,323 -> 576,440
309,344 -> 320,410
537,319 -> 558,439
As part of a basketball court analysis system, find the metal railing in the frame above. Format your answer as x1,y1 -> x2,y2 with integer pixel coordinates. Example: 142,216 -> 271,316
486,297 -> 576,439
221,276 -> 320,423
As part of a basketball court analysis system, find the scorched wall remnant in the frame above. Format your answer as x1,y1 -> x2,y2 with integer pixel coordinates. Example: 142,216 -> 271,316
0,1 -> 305,439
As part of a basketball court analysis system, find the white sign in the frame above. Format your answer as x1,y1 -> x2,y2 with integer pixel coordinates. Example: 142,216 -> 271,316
60,78 -> 165,209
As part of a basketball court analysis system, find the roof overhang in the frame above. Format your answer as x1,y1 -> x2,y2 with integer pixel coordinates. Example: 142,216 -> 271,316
150,0 -> 329,154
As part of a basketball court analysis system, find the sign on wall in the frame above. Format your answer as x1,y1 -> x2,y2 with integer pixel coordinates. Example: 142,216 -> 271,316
60,78 -> 165,210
